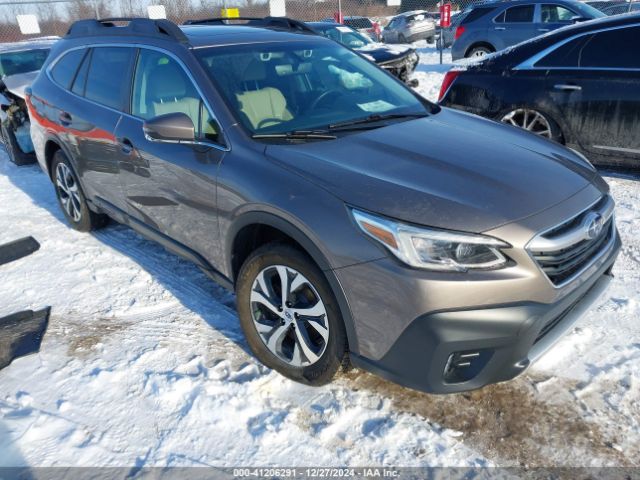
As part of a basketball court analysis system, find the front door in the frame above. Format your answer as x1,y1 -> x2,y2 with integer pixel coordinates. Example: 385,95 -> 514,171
492,4 -> 536,50
116,48 -> 227,266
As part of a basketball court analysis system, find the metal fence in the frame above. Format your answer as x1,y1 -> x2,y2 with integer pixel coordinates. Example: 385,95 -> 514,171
0,0 -> 475,43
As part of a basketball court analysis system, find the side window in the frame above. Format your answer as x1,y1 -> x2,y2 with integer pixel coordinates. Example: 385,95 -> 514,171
580,27 -> 640,69
50,49 -> 85,89
84,47 -> 135,110
535,35 -> 591,68
541,4 -> 576,23
503,5 -> 535,22
131,49 -> 221,143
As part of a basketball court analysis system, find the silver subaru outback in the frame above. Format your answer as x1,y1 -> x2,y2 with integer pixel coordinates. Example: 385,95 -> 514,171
29,18 -> 620,393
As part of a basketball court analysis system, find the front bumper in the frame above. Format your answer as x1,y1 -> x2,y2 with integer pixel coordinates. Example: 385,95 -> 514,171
338,204 -> 621,393
379,54 -> 419,82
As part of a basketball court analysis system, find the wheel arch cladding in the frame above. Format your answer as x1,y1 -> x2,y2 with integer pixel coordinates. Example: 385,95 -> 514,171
228,211 -> 361,355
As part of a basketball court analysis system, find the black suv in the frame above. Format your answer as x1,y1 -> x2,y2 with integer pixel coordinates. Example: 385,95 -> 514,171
27,18 -> 619,393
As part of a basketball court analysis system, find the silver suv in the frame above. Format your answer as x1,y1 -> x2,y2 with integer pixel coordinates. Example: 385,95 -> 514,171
383,10 -> 437,43
28,18 -> 620,393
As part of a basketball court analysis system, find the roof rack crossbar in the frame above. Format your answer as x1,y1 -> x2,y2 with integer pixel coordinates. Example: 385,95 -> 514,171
183,16 -> 315,33
66,17 -> 189,44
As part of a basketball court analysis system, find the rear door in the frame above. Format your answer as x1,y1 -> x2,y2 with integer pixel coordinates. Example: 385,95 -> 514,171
492,5 -> 537,49
115,47 -> 226,264
543,25 -> 640,163
69,46 -> 136,214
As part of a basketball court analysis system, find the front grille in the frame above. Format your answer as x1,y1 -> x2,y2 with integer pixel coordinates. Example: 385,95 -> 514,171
528,196 -> 615,287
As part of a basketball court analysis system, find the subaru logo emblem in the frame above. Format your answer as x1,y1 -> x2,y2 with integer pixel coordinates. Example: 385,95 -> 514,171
584,213 -> 604,240
285,311 -> 292,320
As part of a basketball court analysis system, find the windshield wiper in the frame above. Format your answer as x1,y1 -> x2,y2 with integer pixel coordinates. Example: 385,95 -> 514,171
252,130 -> 337,140
328,113 -> 429,131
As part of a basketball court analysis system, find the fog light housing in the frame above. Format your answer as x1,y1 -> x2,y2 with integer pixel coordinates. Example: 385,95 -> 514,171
443,349 -> 493,384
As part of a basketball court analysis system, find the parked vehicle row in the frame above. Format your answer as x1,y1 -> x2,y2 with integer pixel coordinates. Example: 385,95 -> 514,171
441,13 -> 640,168
18,17 -> 620,394
307,22 -> 419,83
184,17 -> 420,84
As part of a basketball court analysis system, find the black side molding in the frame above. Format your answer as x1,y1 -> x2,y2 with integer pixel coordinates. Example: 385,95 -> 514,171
0,308 -> 50,370
0,236 -> 40,266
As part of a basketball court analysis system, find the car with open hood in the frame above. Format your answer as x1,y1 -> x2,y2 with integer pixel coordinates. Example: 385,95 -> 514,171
1,36 -> 57,165
307,22 -> 419,83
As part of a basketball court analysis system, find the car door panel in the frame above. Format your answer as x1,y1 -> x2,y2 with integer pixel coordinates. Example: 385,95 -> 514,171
117,48 -> 226,266
72,47 -> 136,213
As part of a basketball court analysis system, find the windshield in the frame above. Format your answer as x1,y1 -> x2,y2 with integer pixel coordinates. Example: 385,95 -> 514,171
195,41 -> 428,136
0,48 -> 49,77
317,25 -> 374,48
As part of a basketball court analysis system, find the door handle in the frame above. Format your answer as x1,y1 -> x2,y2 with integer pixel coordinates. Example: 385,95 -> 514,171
494,26 -> 506,30
554,84 -> 582,91
538,28 -> 550,32
118,137 -> 134,155
59,112 -> 72,125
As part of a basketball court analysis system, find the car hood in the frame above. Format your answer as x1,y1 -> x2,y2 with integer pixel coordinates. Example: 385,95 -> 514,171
356,43 -> 413,63
265,108 -> 604,233
2,70 -> 39,99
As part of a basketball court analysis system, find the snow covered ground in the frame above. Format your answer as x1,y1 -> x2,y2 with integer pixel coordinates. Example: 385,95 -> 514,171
0,45 -> 639,469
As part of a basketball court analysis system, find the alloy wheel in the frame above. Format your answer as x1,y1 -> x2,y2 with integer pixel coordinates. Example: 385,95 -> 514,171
55,162 -> 82,222
250,265 -> 329,367
500,109 -> 552,138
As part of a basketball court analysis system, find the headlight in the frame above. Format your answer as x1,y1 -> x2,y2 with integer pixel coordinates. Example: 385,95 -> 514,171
352,209 -> 510,272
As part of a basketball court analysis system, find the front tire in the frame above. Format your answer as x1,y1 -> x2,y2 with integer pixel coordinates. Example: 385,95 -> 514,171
51,150 -> 108,232
236,243 -> 348,386
1,122 -> 34,166
499,108 -> 564,143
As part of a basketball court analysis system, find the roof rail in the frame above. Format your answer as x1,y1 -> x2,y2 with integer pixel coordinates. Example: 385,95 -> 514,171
66,18 -> 189,44
183,16 -> 316,34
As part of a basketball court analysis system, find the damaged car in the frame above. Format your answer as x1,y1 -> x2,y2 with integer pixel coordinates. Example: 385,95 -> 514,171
307,22 -> 420,83
1,37 -> 57,165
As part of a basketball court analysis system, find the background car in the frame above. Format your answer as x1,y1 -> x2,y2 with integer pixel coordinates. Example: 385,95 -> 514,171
451,0 -> 605,60
440,14 -> 640,168
382,10 -> 437,43
0,37 -> 57,165
322,16 -> 382,41
307,22 -> 419,82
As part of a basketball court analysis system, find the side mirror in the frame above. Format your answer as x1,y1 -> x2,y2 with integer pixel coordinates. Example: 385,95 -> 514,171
143,112 -> 195,143
570,15 -> 587,23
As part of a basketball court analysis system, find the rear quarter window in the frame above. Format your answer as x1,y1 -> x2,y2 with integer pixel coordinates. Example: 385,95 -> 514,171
461,7 -> 498,24
50,49 -> 85,89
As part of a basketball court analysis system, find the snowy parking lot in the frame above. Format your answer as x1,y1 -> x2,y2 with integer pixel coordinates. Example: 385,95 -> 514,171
1,45 -> 639,469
